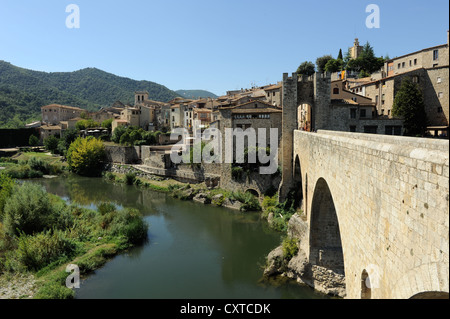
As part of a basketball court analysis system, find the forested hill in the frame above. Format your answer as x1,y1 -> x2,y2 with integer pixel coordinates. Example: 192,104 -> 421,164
0,61 -> 180,128
176,90 -> 218,99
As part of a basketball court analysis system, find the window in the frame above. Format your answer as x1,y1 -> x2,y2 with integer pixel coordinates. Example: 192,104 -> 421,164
398,63 -> 401,69
433,49 -> 439,61
380,109 -> 384,115
412,76 -> 419,83
385,126 -> 402,136
414,59 -> 417,65
350,109 -> 357,119
409,60 -> 412,67
375,95 -> 379,104
402,62 -> 405,68
333,88 -> 339,94
360,109 -> 367,118
352,97 -> 357,102
364,126 -> 378,134
382,94 -> 385,105
273,92 -> 276,97
375,83 -> 379,89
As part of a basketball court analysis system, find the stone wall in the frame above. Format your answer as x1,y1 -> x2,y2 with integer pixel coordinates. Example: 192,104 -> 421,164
104,145 -> 140,164
293,130 -> 449,299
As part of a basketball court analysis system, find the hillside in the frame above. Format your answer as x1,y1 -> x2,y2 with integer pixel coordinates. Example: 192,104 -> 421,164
0,61 -> 180,128
176,89 -> 218,99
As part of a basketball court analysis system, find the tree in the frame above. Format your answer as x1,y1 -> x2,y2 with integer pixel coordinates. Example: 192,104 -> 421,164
101,118 -> 114,130
346,42 -> 385,75
58,129 -> 79,156
325,59 -> 344,73
316,55 -> 333,73
44,135 -> 59,154
392,77 -> 428,136
296,61 -> 315,76
66,137 -> 106,176
29,135 -> 39,147
337,49 -> 343,61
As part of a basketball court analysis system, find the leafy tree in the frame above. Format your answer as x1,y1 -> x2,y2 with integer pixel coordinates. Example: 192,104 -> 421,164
29,134 -> 40,147
66,137 -> 106,176
392,77 -> 428,136
296,61 -> 315,76
76,119 -> 99,131
101,118 -> 114,130
316,55 -> 333,73
44,135 -> 59,154
58,129 -> 79,155
324,59 -> 344,73
346,42 -> 385,75
111,126 -> 127,144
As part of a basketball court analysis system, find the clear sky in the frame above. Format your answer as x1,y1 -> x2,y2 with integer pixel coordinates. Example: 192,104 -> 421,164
0,0 -> 448,96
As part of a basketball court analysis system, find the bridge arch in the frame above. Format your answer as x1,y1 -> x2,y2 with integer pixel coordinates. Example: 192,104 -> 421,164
245,188 -> 260,198
410,291 -> 449,299
309,178 -> 345,277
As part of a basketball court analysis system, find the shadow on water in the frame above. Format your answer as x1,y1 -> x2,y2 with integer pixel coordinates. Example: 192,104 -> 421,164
33,175 -> 327,299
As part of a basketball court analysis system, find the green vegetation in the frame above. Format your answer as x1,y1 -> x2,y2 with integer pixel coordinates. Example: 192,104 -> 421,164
75,119 -> 100,131
0,155 -> 64,180
282,237 -> 299,261
66,137 -> 106,177
316,55 -> 334,73
345,42 -> 385,77
111,126 -> 162,146
230,191 -> 261,212
0,176 -> 148,299
28,135 -> 40,147
176,90 -> 218,99
43,135 -> 59,154
296,61 -> 315,76
392,77 -> 428,136
261,192 -> 297,233
0,60 -> 180,128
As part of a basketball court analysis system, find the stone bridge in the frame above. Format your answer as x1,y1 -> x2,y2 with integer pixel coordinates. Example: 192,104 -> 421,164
276,72 -> 449,299
282,129 -> 449,299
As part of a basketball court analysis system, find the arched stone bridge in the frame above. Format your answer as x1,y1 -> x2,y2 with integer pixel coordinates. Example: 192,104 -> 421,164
283,129 -> 449,299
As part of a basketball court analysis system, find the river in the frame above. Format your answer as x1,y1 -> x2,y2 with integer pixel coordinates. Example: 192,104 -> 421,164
33,175 -> 327,299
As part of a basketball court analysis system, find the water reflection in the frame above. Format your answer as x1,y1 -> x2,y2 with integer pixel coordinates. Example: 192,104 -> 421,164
34,175 -> 327,299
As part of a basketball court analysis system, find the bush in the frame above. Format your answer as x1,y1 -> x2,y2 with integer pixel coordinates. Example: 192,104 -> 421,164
0,173 -> 15,220
124,172 -> 136,185
28,157 -> 50,174
103,171 -> 116,181
109,209 -> 148,244
3,182 -> 57,236
231,191 -> 261,212
66,137 -> 106,177
231,166 -> 244,180
282,237 -> 298,261
16,230 -> 76,271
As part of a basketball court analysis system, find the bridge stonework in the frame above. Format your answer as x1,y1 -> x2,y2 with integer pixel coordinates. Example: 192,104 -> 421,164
292,130 -> 449,299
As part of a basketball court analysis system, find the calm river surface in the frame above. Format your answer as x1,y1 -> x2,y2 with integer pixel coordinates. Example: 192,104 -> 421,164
33,175 -> 327,299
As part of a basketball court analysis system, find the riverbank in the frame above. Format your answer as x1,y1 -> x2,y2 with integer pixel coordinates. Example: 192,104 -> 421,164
0,176 -> 148,299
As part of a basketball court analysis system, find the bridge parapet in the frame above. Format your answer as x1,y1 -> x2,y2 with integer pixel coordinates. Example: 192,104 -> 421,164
292,130 -> 449,298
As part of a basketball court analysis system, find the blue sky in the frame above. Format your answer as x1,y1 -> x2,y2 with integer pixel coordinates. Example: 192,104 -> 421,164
0,0 -> 448,96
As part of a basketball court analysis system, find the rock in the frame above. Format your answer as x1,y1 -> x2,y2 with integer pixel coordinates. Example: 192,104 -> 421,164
211,194 -> 224,206
287,213 -> 308,240
287,248 -> 309,277
267,212 -> 274,226
222,198 -> 242,211
193,193 -> 210,204
263,246 -> 284,277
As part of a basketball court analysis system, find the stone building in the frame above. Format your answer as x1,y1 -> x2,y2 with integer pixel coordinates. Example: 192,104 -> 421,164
264,83 -> 283,107
41,104 -> 84,125
349,38 -> 363,59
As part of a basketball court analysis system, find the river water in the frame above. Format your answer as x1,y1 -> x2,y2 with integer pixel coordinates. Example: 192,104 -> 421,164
33,175 -> 327,299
